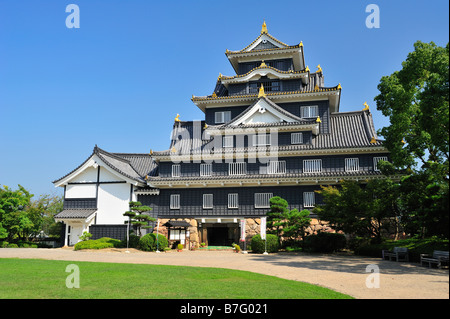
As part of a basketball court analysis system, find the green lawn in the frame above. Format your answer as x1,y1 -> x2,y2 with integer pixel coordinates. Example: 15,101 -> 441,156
0,258 -> 352,299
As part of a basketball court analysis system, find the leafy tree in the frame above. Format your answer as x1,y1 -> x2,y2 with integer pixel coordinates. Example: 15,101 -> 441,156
123,201 -> 155,237
314,180 -> 399,243
283,209 -> 311,243
374,40 -> 449,239
266,196 -> 289,240
0,185 -> 33,241
374,41 -> 449,177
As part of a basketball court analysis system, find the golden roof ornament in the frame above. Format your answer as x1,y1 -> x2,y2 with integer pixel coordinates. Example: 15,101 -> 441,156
370,137 -> 377,144
337,83 -> 342,90
258,84 -> 266,98
260,60 -> 267,68
174,114 -> 181,122
317,64 -> 322,73
212,92 -> 217,98
316,116 -> 321,123
299,41 -> 303,47
314,84 -> 319,91
305,65 -> 310,72
363,101 -> 370,111
171,146 -> 177,153
261,20 -> 268,34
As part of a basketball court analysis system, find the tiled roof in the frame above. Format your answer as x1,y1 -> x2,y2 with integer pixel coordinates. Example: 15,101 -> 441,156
53,146 -> 155,185
54,209 -> 96,219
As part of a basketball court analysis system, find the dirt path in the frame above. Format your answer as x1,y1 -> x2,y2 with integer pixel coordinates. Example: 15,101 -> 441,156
1,248 -> 448,299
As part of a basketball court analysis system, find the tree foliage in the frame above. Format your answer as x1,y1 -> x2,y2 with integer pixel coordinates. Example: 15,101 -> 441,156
374,41 -> 449,178
123,201 -> 155,237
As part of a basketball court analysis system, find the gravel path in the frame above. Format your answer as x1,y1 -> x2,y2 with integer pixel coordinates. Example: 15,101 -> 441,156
1,248 -> 448,299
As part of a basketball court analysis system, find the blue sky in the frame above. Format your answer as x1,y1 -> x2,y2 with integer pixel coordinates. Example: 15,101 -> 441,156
0,0 -> 448,198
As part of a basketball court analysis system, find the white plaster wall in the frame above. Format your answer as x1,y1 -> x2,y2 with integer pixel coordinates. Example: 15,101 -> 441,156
70,166 -> 98,183
65,184 -> 96,198
96,183 -> 131,224
99,166 -> 124,182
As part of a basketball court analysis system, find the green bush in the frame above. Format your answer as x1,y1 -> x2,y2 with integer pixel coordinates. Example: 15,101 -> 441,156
139,233 -> 168,252
303,232 -> 347,253
251,234 -> 279,253
74,237 -> 121,251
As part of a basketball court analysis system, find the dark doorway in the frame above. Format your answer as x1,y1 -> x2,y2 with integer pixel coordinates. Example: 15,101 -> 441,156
207,227 -> 228,246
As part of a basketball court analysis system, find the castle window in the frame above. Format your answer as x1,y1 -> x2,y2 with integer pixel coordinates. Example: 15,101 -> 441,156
170,194 -> 180,209
291,132 -> 303,144
345,158 -> 360,172
255,193 -> 273,208
172,164 -> 181,177
303,192 -> 315,208
203,194 -> 213,209
373,156 -> 388,171
215,111 -> 231,124
252,134 -> 271,146
200,163 -> 212,176
303,159 -> 322,173
223,136 -> 233,148
300,105 -> 319,118
229,162 -> 247,176
267,160 -> 286,174
228,193 -> 239,209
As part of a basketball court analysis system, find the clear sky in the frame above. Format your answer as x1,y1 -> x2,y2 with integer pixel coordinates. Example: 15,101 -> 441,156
0,0 -> 448,198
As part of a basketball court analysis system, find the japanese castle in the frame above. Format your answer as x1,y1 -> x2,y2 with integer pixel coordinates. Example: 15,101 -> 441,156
53,22 -> 390,247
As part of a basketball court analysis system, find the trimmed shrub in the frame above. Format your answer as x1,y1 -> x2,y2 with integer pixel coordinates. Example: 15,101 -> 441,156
74,237 -> 121,251
251,234 -> 279,253
139,233 -> 169,252
303,232 -> 347,253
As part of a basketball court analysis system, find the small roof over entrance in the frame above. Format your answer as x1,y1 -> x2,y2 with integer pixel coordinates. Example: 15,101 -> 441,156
54,209 -> 97,220
163,220 -> 192,228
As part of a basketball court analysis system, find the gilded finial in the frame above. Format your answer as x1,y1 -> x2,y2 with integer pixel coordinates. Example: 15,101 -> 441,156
261,20 -> 268,34
337,83 -> 342,90
370,137 -> 377,144
305,65 -> 310,72
149,149 -> 153,155
260,60 -> 267,68
145,175 -> 149,180
363,101 -> 370,111
217,73 -> 222,81
258,84 -> 266,98
314,84 -> 319,91
204,123 -> 208,129
316,116 -> 321,123
317,64 -> 322,73
299,41 -> 303,47
212,92 -> 217,98
174,114 -> 180,122
171,146 -> 177,153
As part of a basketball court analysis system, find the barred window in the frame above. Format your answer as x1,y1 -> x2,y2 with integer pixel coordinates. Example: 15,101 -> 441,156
252,134 -> 271,146
172,164 -> 181,177
267,160 -> 286,174
228,193 -> 239,209
215,111 -> 231,124
255,193 -> 273,208
200,163 -> 212,176
229,162 -> 247,175
303,159 -> 322,173
303,192 -> 315,208
373,156 -> 388,171
170,194 -> 180,209
203,194 -> 213,209
223,136 -> 233,148
291,132 -> 303,144
300,105 -> 319,118
345,158 -> 360,172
